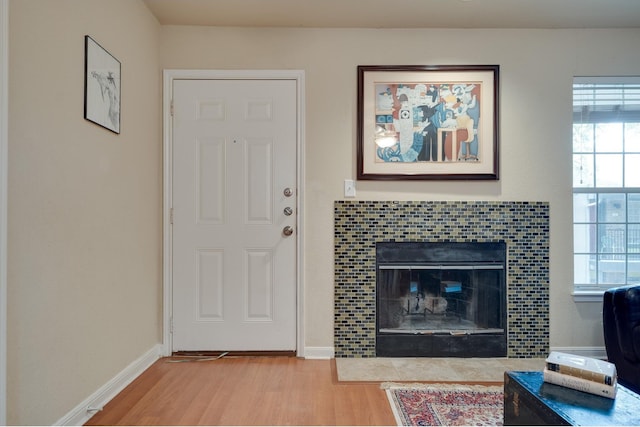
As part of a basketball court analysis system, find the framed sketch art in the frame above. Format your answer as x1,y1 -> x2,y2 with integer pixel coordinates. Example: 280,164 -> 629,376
357,65 -> 499,180
84,35 -> 121,134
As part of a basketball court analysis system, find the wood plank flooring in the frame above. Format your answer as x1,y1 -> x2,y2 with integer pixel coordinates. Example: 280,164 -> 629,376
85,356 -> 396,426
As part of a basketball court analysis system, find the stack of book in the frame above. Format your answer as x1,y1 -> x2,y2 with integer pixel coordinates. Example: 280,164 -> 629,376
543,351 -> 618,399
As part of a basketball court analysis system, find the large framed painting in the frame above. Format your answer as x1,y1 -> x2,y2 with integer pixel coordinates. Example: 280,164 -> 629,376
357,65 -> 499,180
84,35 -> 121,134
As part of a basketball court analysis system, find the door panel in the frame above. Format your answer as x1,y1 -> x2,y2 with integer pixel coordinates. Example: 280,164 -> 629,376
246,138 -> 272,223
172,79 -> 297,351
196,137 -> 225,224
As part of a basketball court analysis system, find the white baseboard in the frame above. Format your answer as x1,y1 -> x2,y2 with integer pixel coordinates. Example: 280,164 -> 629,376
54,344 -> 162,426
303,346 -> 334,359
550,346 -> 607,360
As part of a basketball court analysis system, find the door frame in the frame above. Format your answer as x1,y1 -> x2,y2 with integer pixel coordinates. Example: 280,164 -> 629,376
162,69 -> 305,357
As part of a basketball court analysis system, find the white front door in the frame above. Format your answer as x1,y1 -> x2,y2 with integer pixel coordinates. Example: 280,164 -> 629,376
171,78 -> 298,351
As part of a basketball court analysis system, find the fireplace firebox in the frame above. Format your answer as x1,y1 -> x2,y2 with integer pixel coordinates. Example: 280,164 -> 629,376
376,241 -> 507,357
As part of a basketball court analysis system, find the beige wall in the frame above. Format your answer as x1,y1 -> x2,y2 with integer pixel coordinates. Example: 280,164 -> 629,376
8,0 -> 161,424
6,2 -> 640,424
160,26 -> 640,352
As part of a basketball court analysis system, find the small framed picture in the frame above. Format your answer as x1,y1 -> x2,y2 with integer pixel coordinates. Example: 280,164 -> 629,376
357,65 -> 499,180
84,36 -> 121,134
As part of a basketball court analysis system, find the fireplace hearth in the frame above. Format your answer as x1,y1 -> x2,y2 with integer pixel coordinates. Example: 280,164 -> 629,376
376,241 -> 506,357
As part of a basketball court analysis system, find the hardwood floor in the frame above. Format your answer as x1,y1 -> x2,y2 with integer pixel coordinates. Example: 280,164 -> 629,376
85,356 -> 396,426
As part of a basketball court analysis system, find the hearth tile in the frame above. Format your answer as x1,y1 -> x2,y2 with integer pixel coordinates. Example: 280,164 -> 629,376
335,357 -> 547,382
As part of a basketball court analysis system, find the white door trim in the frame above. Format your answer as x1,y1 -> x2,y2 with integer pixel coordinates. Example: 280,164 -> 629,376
162,69 -> 305,357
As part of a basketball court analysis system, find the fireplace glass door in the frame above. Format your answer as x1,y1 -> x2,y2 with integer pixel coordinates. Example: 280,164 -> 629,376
376,241 -> 507,357
378,265 -> 504,334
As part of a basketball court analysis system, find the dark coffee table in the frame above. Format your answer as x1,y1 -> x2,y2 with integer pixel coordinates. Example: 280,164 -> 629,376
504,371 -> 640,425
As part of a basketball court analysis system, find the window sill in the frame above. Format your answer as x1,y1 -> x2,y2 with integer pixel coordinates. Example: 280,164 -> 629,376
572,291 -> 604,303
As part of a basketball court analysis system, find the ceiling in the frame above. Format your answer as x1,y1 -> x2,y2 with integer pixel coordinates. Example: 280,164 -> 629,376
143,0 -> 640,29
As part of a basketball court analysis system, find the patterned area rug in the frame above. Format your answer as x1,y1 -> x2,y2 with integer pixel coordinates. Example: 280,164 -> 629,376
383,383 -> 504,426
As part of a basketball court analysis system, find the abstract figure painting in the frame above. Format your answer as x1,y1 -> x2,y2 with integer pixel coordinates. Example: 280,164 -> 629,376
84,36 -> 121,134
357,65 -> 499,180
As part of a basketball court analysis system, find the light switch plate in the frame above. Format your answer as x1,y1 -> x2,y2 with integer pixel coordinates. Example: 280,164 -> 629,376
344,179 -> 356,197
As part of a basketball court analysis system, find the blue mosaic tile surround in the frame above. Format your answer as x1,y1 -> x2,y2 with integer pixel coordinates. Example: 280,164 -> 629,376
334,200 -> 550,358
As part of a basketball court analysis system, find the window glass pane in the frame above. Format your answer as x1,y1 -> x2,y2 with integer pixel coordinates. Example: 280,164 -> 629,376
628,194 -> 640,222
625,154 -> 640,187
574,224 -> 596,253
595,123 -> 623,153
573,123 -> 594,152
595,154 -> 623,187
628,224 -> 640,254
574,254 -> 597,284
599,224 -> 625,253
628,254 -> 640,283
598,254 -> 626,285
626,123 -> 640,152
598,193 -> 626,223
573,154 -> 594,187
573,193 -> 596,222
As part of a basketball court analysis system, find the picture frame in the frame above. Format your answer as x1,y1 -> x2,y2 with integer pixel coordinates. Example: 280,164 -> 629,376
84,35 -> 121,134
357,65 -> 499,180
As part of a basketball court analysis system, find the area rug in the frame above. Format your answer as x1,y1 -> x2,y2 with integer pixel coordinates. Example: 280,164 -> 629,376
383,382 -> 504,426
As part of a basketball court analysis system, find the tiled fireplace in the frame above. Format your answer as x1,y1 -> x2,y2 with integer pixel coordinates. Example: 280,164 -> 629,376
334,200 -> 550,358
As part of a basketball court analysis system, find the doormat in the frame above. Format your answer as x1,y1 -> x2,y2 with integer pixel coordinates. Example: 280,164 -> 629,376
383,382 -> 504,426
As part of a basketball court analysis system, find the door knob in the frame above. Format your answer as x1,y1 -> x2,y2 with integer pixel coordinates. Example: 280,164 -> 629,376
283,188 -> 293,197
282,226 -> 294,236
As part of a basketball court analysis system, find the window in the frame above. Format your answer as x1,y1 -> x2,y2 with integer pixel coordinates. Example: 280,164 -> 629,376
573,77 -> 640,294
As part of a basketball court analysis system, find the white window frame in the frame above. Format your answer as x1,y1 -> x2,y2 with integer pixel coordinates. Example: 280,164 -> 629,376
572,76 -> 640,302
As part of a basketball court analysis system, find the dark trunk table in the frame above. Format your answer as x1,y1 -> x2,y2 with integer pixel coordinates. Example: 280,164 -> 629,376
504,371 -> 640,425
